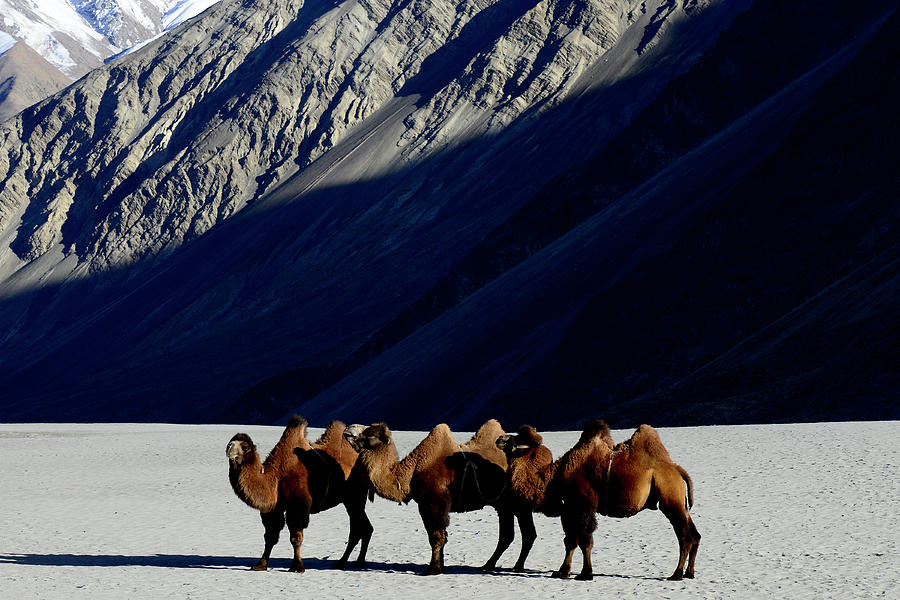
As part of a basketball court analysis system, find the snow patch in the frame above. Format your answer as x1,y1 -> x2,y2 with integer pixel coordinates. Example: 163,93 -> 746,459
0,31 -> 15,55
162,0 -> 221,30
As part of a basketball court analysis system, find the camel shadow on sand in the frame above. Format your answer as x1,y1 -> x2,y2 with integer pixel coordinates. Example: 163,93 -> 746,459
0,553 -> 571,577
0,553 -> 326,570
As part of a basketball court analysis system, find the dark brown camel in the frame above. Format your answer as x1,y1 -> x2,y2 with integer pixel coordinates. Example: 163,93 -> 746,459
344,420 -> 530,575
226,416 -> 368,572
496,421 -> 700,580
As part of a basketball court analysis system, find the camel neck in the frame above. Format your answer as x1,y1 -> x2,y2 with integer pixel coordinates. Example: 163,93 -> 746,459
230,452 -> 279,512
361,441 -> 411,503
509,445 -> 557,507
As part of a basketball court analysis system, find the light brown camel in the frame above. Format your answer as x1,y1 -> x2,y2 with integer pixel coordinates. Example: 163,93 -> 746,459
496,420 -> 700,580
226,415 -> 368,572
344,419 -> 529,575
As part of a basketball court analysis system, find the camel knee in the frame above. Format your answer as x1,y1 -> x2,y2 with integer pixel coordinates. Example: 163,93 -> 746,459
690,520 -> 701,542
498,525 -> 515,546
519,518 -> 537,546
263,530 -> 280,545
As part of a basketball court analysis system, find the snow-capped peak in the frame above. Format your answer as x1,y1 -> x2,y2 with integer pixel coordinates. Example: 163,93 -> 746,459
0,0 -> 223,78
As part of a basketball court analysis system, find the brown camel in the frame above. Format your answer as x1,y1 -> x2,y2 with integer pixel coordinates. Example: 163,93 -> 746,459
496,421 -> 700,580
344,419 -> 528,575
226,415 -> 368,572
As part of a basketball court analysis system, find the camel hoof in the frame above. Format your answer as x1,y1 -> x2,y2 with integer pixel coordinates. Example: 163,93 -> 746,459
512,564 -> 526,573
684,571 -> 695,579
351,559 -> 367,569
551,570 -> 570,579
250,564 -> 267,571
331,560 -> 347,570
288,563 -> 306,573
668,571 -> 684,581
421,566 -> 442,576
480,562 -> 497,572
575,573 -> 593,581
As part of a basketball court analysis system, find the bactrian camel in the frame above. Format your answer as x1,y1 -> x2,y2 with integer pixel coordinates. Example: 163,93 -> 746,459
345,419 -> 532,575
496,421 -> 701,580
226,415 -> 368,572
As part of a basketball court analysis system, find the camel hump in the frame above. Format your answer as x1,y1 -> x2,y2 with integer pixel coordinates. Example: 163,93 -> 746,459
461,419 -> 508,470
313,420 -> 358,478
578,419 -> 613,447
464,419 -> 505,446
427,423 -> 458,448
285,415 -> 312,451
287,414 -> 308,429
314,420 -> 347,447
628,424 -> 674,463
558,420 -> 614,480
263,416 -> 312,471
430,422 -> 453,438
408,423 -> 459,467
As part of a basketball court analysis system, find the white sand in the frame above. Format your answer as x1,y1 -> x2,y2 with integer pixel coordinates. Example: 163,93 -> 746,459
0,421 -> 897,598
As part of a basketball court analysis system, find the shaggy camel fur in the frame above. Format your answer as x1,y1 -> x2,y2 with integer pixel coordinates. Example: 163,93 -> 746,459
345,419 -> 528,575
226,416 -> 366,572
497,421 -> 700,580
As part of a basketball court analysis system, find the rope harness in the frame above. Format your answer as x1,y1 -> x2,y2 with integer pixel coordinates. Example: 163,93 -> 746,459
458,451 -> 508,505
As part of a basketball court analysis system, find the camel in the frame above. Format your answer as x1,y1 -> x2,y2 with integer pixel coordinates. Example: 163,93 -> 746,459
344,419 -> 529,575
496,421 -> 700,581
226,415 -> 368,572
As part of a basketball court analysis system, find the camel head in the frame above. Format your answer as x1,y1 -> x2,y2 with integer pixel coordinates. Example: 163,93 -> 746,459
496,425 -> 544,457
226,433 -> 256,465
344,423 -> 392,453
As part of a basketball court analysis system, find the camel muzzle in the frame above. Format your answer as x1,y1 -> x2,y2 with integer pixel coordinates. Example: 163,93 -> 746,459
343,424 -> 367,451
226,441 -> 244,461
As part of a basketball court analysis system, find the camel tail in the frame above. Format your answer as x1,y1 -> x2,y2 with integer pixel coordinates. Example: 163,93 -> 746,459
677,465 -> 694,510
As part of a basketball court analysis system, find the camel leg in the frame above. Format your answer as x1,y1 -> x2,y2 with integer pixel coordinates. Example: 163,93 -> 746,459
421,528 -> 448,575
334,508 -> 374,569
353,513 -> 374,568
253,509 -> 285,571
419,500 -> 450,575
288,530 -> 305,573
285,506 -> 310,573
481,506 -> 514,571
685,519 -> 701,579
551,532 -> 577,578
574,533 -> 594,581
660,500 -> 693,580
512,509 -> 537,572
334,490 -> 374,569
555,496 -> 597,579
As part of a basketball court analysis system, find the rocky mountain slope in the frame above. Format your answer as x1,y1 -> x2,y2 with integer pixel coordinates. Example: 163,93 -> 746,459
0,0 -> 896,427
0,39 -> 71,123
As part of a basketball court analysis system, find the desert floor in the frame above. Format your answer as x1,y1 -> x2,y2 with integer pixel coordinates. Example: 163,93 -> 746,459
1,421 -> 897,598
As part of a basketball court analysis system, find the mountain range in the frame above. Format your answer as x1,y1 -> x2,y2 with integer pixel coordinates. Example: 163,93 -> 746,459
0,0 -> 220,120
0,0 -> 897,428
